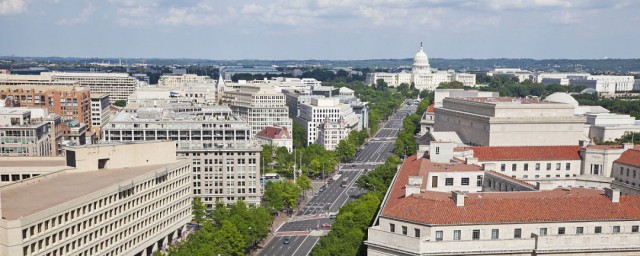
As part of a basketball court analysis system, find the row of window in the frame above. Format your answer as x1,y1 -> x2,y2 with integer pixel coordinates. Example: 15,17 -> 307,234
500,162 -> 571,172
432,225 -> 640,241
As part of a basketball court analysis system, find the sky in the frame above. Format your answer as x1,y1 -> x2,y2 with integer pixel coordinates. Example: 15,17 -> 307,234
1,0 -> 639,60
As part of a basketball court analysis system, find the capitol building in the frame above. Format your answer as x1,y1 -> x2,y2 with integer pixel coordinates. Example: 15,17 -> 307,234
365,44 -> 476,91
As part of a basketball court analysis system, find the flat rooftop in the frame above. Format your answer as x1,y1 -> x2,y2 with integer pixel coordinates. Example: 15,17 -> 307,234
456,97 -> 559,104
0,159 -> 66,168
1,163 -> 172,220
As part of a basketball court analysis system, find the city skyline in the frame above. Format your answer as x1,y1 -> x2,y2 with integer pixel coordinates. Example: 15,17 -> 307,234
1,0 -> 639,60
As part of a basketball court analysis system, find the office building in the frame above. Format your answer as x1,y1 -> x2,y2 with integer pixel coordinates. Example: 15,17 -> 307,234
486,68 -> 533,82
41,72 -> 139,102
90,93 -> 112,139
0,141 -> 192,256
296,97 -> 360,148
103,103 -> 262,207
365,44 -> 476,91
0,108 -> 53,156
223,85 -> 292,136
158,74 -> 213,87
536,73 -> 635,94
221,66 -> 282,80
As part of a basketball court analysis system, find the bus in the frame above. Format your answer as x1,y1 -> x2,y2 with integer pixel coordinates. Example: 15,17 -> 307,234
341,177 -> 350,188
260,173 -> 280,182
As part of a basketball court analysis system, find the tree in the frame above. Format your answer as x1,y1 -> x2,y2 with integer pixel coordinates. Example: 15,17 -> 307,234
296,175 -> 312,196
375,79 -> 388,90
335,139 -> 356,161
212,220 -> 246,256
260,145 -> 274,167
114,100 -> 127,107
192,197 -> 206,225
262,180 -> 301,213
293,122 -> 307,149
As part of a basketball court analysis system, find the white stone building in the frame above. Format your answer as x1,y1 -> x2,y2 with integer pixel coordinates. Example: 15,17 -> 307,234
316,116 -> 350,150
366,154 -> 640,256
158,74 -> 213,87
0,141 -> 192,256
296,97 -> 360,148
433,97 -> 586,146
89,93 -> 111,139
536,73 -> 635,94
223,85 -> 292,136
255,125 -> 293,152
103,104 -> 262,207
486,68 -> 533,82
365,44 -> 476,91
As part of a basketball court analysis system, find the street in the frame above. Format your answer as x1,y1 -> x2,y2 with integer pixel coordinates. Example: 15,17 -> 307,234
257,102 -> 416,256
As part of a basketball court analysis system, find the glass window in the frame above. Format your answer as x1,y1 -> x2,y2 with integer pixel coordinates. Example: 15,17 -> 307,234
539,228 -> 547,236
632,226 -> 639,233
491,229 -> 499,239
454,230 -> 461,240
501,164 -> 506,171
546,163 -> 551,170
472,230 -> 480,240
576,227 -> 584,234
565,163 -> 570,170
535,163 -> 540,171
445,178 -> 454,186
389,223 -> 395,233
415,228 -> 421,238
595,226 -> 602,234
512,164 -> 517,171
613,226 -> 620,233
558,227 -> 565,235
524,163 -> 529,171
435,231 -> 443,241
461,178 -> 469,186
514,228 -> 521,239
556,163 -> 561,170
402,226 -> 407,235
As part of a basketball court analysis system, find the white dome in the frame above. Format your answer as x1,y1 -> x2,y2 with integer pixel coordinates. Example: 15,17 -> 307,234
544,92 -> 579,107
413,46 -> 429,67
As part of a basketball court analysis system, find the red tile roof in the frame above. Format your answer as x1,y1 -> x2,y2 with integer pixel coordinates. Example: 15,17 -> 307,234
256,126 -> 291,140
382,155 -> 640,225
615,149 -> 640,168
426,104 -> 434,113
472,146 -> 582,161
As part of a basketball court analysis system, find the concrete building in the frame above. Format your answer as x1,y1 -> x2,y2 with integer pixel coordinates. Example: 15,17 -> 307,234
0,108 -> 53,156
586,113 -> 640,142
103,103 -> 262,207
41,72 -> 139,102
223,85 -> 292,136
90,93 -> 111,140
316,116 -> 350,151
296,97 -> 360,148
0,141 -> 192,256
433,97 -> 585,146
222,66 -> 282,80
365,44 -> 476,91
158,74 -> 213,87
255,126 -> 293,152
536,73 -> 635,94
612,148 -> 640,194
0,85 -> 91,130
366,154 -> 640,256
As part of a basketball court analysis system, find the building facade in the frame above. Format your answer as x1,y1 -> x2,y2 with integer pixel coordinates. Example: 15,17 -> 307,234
103,104 -> 262,207
158,74 -> 213,87
223,85 -> 292,135
365,45 -> 476,91
41,72 -> 139,102
0,141 -> 192,256
0,85 -> 91,129
90,93 -> 111,139
0,108 -> 53,156
255,126 -> 293,152
296,97 -> 360,147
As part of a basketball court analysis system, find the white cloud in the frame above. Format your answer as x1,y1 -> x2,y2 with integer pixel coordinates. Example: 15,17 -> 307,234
550,10 -> 580,24
0,0 -> 28,15
57,3 -> 95,25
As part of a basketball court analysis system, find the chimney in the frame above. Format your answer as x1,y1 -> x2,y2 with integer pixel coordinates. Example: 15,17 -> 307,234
604,187 -> 620,203
452,191 -> 465,207
579,140 -> 589,148
405,176 -> 423,197
623,143 -> 634,150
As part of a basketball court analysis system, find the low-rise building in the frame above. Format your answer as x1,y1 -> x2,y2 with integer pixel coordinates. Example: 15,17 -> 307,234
255,126 -> 293,152
0,141 -> 192,256
0,108 -> 53,157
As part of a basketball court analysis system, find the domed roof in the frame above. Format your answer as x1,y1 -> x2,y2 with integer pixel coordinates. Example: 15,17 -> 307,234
413,46 -> 429,67
544,92 -> 579,107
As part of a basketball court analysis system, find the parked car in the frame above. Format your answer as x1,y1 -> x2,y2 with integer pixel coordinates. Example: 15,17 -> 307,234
338,170 -> 344,174
283,236 -> 290,244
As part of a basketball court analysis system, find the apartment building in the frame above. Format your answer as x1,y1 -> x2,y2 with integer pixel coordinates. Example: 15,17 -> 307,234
103,103 -> 262,207
223,85 -> 292,135
366,154 -> 640,256
0,85 -> 91,129
0,141 -> 192,256
41,72 -> 138,102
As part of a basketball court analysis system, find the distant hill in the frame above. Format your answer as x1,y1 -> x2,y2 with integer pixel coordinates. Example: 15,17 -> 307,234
1,56 -> 639,73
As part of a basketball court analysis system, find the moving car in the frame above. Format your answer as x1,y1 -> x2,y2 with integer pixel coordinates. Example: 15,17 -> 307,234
321,223 -> 332,228
283,236 -> 290,244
